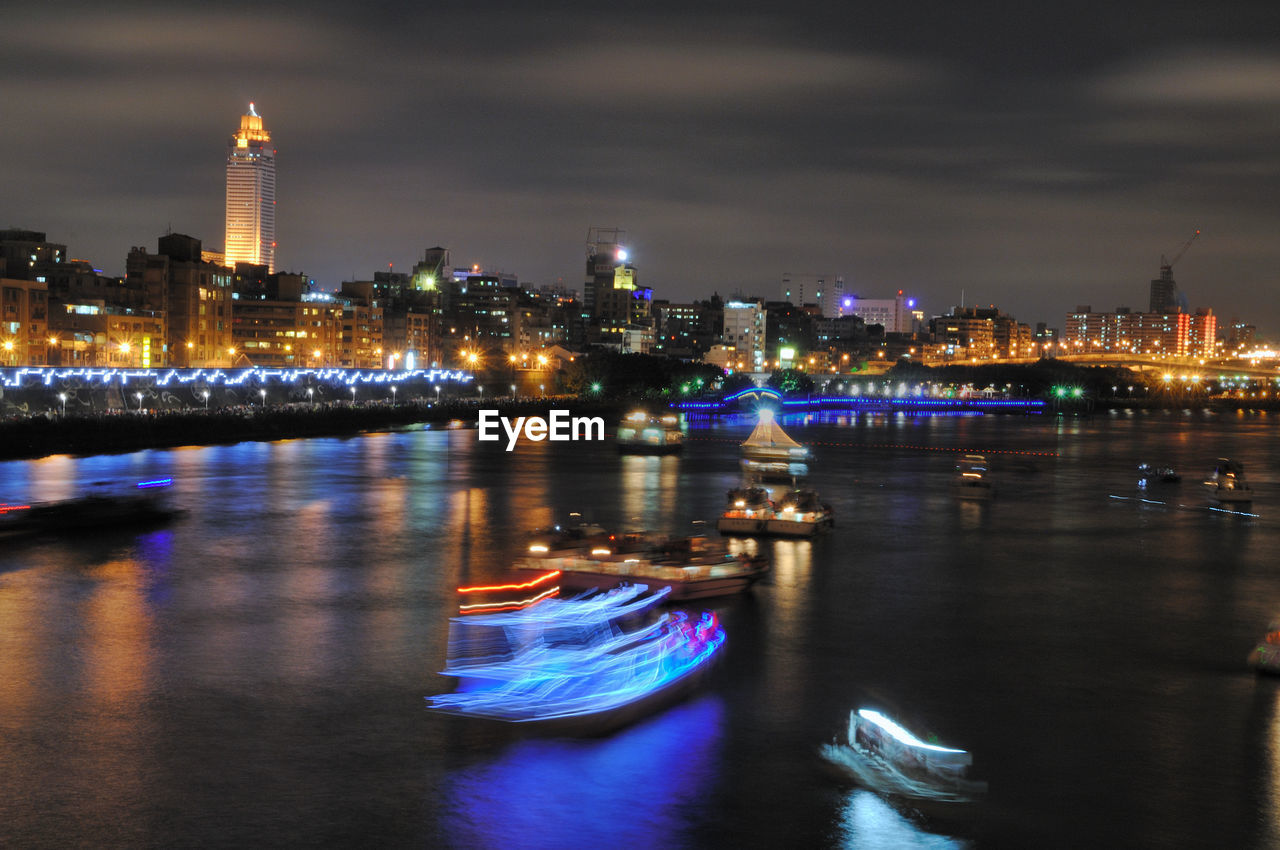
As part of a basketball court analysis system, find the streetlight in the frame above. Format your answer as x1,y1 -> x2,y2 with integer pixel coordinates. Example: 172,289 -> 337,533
307,387 -> 314,406
203,390 -> 210,410
435,385 -> 441,404
259,388 -> 267,408
135,391 -> 143,412
58,392 -> 66,415
350,386 -> 356,405
391,385 -> 397,405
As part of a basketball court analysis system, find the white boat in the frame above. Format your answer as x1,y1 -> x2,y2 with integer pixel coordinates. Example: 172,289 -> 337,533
951,454 -> 995,500
716,484 -> 833,537
616,411 -> 683,454
716,486 -> 774,535
1204,458 -> 1252,508
764,488 -> 834,536
821,708 -> 987,805
740,409 -> 809,479
1248,624 -> 1280,674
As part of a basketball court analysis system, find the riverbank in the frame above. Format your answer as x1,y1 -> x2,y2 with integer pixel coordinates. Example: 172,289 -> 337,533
3,392 -> 1277,463
0,398 -> 629,463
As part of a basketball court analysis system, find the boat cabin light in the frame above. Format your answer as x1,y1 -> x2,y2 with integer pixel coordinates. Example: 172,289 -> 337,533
590,547 -> 612,556
627,411 -> 648,422
858,709 -> 967,754
734,500 -> 745,508
529,544 -> 549,554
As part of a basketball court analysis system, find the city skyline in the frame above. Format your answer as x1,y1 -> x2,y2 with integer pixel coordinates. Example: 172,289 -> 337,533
5,2 -> 1280,332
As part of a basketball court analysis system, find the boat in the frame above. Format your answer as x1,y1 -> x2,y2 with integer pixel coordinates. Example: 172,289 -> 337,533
951,454 -> 995,500
716,484 -> 834,537
615,411 -> 684,454
525,516 -> 611,557
764,487 -> 834,535
821,708 -> 988,805
1248,624 -> 1280,674
716,486 -> 774,535
1138,463 -> 1181,484
518,533 -> 770,600
427,584 -> 726,732
1204,458 -> 1253,508
740,408 -> 809,479
0,478 -> 181,541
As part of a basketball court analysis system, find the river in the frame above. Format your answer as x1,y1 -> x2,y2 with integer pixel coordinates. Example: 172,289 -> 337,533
2,408 -> 1280,847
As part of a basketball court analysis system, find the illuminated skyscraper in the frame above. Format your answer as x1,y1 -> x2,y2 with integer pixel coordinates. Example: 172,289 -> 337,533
224,103 -> 276,272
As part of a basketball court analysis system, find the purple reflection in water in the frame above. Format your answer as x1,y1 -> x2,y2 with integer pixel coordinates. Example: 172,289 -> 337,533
441,695 -> 725,848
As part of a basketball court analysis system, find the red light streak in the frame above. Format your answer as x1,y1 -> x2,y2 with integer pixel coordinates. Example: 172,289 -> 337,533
457,570 -> 561,594
458,587 -> 560,614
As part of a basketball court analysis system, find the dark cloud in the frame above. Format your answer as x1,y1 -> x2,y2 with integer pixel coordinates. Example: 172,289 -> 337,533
4,2 -> 1280,332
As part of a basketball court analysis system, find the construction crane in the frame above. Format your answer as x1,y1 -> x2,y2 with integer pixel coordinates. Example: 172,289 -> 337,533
1151,230 -> 1200,314
1161,229 -> 1201,272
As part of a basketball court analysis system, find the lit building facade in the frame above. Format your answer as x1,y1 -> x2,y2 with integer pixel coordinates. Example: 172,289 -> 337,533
231,300 -> 343,368
51,301 -> 164,367
722,300 -> 767,371
1064,306 -> 1215,357
225,103 -> 276,272
838,290 -> 921,333
1,277 -> 49,366
128,234 -> 235,368
781,273 -> 844,319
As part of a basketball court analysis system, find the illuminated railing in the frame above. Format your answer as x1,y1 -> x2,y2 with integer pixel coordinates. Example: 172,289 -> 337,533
673,395 -> 1046,414
0,366 -> 474,389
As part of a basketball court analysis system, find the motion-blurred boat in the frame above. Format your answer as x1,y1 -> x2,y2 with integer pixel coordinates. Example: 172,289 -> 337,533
1204,458 -> 1252,509
821,708 -> 987,805
1138,463 -> 1181,484
951,454 -> 996,500
615,411 -> 684,454
427,584 -> 725,732
1248,624 -> 1280,674
518,532 -> 769,600
740,408 -> 809,480
0,478 -> 181,541
525,516 -> 611,557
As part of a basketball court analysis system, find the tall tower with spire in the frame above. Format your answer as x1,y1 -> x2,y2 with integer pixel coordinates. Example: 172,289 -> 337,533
224,102 -> 276,272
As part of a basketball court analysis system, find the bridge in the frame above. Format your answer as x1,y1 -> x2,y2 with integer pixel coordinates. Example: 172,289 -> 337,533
966,353 -> 1280,380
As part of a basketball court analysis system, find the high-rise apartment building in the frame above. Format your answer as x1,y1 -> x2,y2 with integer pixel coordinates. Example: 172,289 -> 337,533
225,103 -> 276,272
722,300 -> 767,371
781,272 -> 844,319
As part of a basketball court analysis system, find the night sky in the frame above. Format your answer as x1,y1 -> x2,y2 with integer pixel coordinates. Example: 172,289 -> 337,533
5,1 -> 1280,333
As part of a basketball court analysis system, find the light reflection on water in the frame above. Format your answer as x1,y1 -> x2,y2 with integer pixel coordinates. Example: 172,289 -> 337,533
439,696 -> 725,850
838,790 -> 971,849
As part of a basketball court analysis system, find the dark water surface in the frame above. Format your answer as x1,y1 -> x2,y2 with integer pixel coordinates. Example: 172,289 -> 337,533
4,409 -> 1280,848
